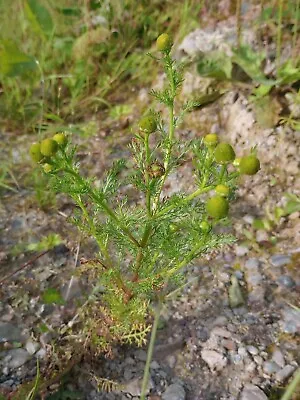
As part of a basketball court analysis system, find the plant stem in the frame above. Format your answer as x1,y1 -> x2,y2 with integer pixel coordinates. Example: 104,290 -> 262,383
140,300 -> 163,400
276,0 -> 284,67
236,0 -> 242,49
76,196 -> 112,266
152,54 -> 176,214
64,164 -> 140,247
155,185 -> 214,218
292,0 -> 300,63
280,368 -> 300,400
218,165 -> 226,184
144,133 -> 152,216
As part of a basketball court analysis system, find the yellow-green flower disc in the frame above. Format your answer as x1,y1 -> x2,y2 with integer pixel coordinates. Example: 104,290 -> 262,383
53,132 -> 68,146
215,184 -> 230,197
233,157 -> 241,167
156,33 -> 173,52
30,142 -> 44,163
40,138 -> 58,157
43,163 -> 53,173
139,116 -> 157,133
206,195 -> 229,219
204,133 -> 218,147
214,143 -> 235,164
200,221 -> 211,232
239,155 -> 260,175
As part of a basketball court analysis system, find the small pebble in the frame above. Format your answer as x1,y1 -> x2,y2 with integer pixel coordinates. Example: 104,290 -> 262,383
275,365 -> 296,382
201,349 -> 227,371
162,383 -> 186,400
211,327 -> 231,338
277,275 -> 296,289
245,258 -> 260,270
270,255 -> 291,268
263,361 -> 281,375
253,355 -> 263,365
272,349 -> 285,368
247,346 -> 259,356
236,246 -> 249,257
240,384 -> 268,400
222,339 -> 237,351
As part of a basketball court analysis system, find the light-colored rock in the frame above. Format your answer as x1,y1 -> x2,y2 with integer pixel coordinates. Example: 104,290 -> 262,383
211,327 -> 231,338
201,349 -> 227,371
270,255 -> 291,268
240,384 -> 268,400
6,349 -> 30,369
0,323 -> 23,343
25,339 -> 39,355
247,346 -> 259,356
272,349 -> 285,368
122,378 -> 153,397
162,383 -> 186,400
275,365 -> 296,382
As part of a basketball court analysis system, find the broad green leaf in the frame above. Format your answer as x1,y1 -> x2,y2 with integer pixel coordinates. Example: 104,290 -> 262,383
42,288 -> 64,305
284,200 -> 300,215
252,219 -> 265,230
252,84 -> 272,99
191,91 -> 225,109
197,52 -> 232,80
0,40 -> 37,77
277,61 -> 300,85
232,45 -> 266,82
253,96 -> 281,129
24,0 -> 54,37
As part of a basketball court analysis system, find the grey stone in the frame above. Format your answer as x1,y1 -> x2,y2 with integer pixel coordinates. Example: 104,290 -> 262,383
240,384 -> 268,400
25,340 -> 39,355
211,316 -> 228,327
150,360 -> 160,370
236,246 -> 249,257
247,346 -> 259,356
253,356 -> 263,365
6,349 -> 30,369
35,348 -> 47,359
228,276 -> 245,308
256,230 -> 269,243
201,349 -> 227,371
122,378 -> 153,397
245,258 -> 260,270
277,275 -> 296,288
272,349 -> 285,368
196,327 -> 209,342
0,323 -> 23,343
166,355 -> 176,369
281,307 -> 300,334
162,383 -> 186,400
123,368 -> 134,381
247,274 -> 263,286
263,361 -> 281,375
270,255 -> 291,267
275,365 -> 296,382
211,327 -> 231,338
133,349 -> 147,362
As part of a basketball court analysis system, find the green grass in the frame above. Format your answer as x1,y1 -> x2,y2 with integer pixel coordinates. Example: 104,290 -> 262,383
0,0 -> 202,133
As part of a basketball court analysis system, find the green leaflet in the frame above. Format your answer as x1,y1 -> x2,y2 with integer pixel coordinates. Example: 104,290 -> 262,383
42,288 -> 65,305
0,40 -> 37,77
24,0 -> 54,38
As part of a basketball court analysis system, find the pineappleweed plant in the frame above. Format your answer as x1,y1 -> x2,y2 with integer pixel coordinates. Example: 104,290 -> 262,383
30,34 -> 260,398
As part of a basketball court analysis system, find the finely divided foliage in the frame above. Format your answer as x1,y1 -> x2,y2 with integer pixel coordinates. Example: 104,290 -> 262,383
30,34 -> 260,355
